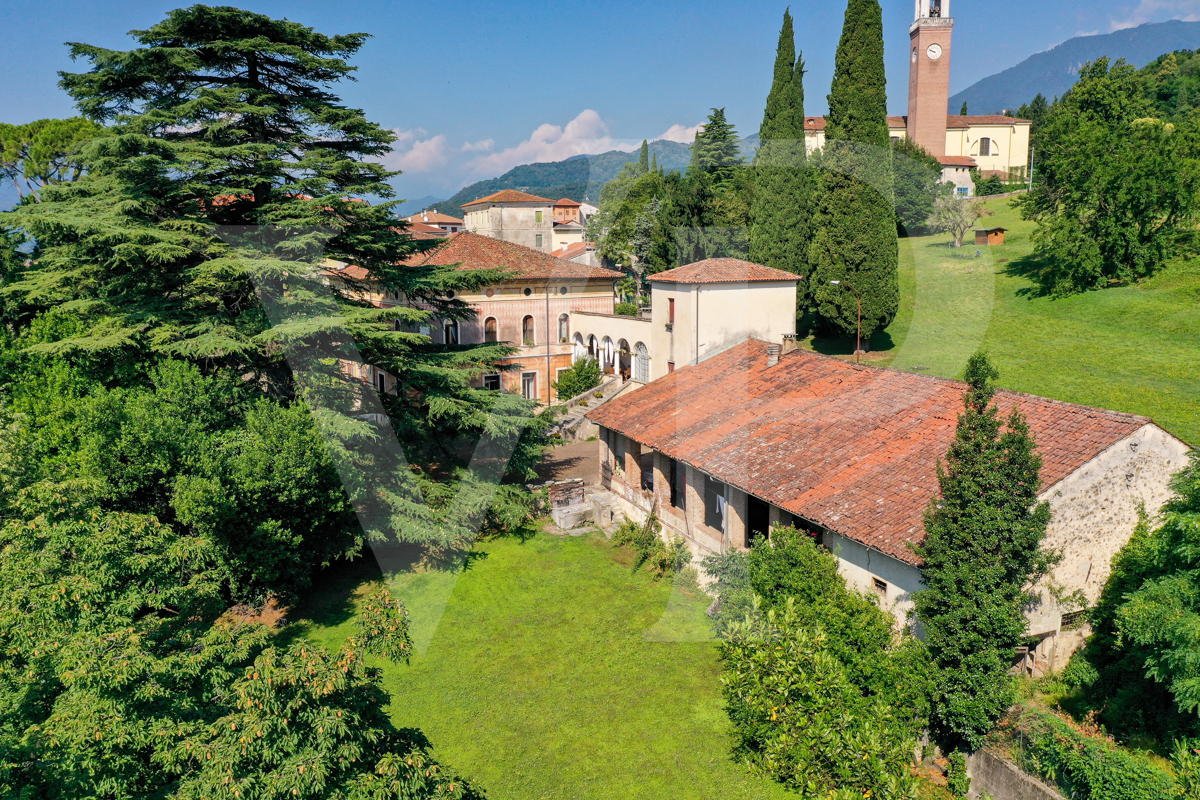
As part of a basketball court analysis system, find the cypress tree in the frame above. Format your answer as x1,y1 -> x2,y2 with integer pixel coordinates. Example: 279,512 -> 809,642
639,139 -> 649,173
749,8 -> 812,289
913,352 -> 1055,750
651,151 -> 658,172
961,101 -> 969,115
808,0 -> 899,346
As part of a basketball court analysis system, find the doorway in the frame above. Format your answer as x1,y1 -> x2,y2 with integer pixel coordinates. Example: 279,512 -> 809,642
747,496 -> 769,548
521,371 -> 537,401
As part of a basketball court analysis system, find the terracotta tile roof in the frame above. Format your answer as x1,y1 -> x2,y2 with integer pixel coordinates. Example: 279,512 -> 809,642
405,232 -> 621,280
551,241 -> 591,259
554,197 -> 582,206
649,258 -> 800,284
408,221 -> 452,239
948,115 -> 1031,127
461,189 -> 554,207
938,155 -> 977,167
804,116 -> 908,131
405,211 -> 463,225
587,340 -> 1159,565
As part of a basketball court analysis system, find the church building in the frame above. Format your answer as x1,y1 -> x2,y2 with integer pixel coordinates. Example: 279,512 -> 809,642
804,0 -> 1032,195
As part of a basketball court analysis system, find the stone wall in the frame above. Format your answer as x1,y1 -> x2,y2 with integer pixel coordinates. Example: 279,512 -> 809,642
966,748 -> 1064,800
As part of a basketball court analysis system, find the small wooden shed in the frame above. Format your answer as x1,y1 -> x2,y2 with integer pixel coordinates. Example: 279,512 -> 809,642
975,227 -> 1009,246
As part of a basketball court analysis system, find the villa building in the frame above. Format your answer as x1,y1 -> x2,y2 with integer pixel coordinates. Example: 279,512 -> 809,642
462,191 -> 595,255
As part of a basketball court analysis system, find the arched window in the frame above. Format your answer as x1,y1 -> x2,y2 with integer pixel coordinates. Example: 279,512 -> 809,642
484,317 -> 498,343
557,313 -> 569,342
634,342 -> 649,383
522,315 -> 535,345
444,320 -> 458,345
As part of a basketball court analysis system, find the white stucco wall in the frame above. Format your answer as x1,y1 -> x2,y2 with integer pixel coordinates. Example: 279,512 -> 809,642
649,280 -> 797,380
465,202 -> 556,252
824,531 -> 925,625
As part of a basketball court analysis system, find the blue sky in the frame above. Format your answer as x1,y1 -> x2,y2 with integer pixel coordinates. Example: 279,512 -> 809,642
4,0 -> 1200,202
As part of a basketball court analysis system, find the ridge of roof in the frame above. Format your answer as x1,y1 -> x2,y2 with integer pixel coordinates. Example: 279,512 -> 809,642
586,340 -> 1161,565
650,258 -> 800,284
461,189 -> 555,207
406,231 -> 620,280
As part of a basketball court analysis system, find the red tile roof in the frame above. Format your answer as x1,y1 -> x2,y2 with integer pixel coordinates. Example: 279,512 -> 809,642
938,155 -> 977,167
461,190 -> 554,207
406,232 -> 621,280
649,258 -> 800,284
408,221 -> 452,239
554,198 -> 582,207
804,116 -> 908,131
551,241 -> 591,260
948,115 -> 1031,128
405,211 -> 463,225
587,340 -> 1162,565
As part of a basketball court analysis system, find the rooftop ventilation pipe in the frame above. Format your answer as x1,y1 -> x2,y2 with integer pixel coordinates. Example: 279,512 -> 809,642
767,343 -> 781,367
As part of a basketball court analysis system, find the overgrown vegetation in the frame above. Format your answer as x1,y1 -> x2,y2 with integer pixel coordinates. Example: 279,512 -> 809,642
705,526 -> 932,797
611,513 -> 693,580
914,352 -> 1056,751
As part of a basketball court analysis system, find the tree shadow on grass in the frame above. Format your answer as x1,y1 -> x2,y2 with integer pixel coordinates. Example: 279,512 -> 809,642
809,330 -> 896,358
1002,252 -> 1060,298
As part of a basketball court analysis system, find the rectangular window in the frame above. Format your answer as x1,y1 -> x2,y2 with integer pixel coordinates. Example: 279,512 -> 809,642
704,476 -> 725,531
668,298 -> 675,323
979,138 -> 992,157
483,373 -> 501,391
535,210 -> 543,223
535,234 -> 543,248
872,577 -> 888,596
669,459 -> 686,510
614,433 -> 625,471
957,187 -> 969,196
521,371 -> 537,401
376,371 -> 386,393
1061,610 -> 1087,631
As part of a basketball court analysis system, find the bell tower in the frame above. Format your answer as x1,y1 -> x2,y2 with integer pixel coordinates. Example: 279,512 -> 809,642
907,0 -> 953,157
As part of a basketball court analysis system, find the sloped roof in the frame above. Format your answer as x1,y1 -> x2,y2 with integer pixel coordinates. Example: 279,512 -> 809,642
552,241 -> 591,260
804,116 -> 908,131
405,211 -> 463,225
408,221 -> 452,239
649,258 -> 799,284
587,340 -> 1159,565
461,190 -> 555,207
554,198 -> 582,207
406,232 -> 620,280
938,155 -> 977,167
802,115 -> 1030,132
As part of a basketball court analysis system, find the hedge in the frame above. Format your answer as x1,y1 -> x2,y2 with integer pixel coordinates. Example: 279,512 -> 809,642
1002,705 -> 1177,800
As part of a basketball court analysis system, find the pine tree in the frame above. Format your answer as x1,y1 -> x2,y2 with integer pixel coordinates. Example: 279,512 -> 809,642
690,108 -> 744,185
913,352 -> 1055,749
639,139 -> 650,173
749,9 -> 812,290
961,101 -> 969,115
807,0 -> 899,346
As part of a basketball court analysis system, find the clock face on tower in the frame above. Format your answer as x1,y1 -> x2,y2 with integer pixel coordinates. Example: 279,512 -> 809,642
927,43 -> 943,60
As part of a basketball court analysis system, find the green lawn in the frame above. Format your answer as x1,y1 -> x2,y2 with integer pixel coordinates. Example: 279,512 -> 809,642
283,528 -> 795,800
811,198 -> 1200,445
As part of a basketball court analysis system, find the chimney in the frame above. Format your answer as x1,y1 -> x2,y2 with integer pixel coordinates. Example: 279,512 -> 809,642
766,343 -> 781,367
781,334 -> 799,356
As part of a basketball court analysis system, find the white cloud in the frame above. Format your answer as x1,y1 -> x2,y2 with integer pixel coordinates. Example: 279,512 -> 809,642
654,122 -> 705,143
1109,0 -> 1200,31
460,139 -> 494,153
463,110 -> 631,177
379,129 -> 454,173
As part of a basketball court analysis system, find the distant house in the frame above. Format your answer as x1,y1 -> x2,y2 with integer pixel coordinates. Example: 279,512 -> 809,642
323,232 -> 621,404
404,210 -> 464,233
587,338 -> 1191,673
462,191 -> 593,255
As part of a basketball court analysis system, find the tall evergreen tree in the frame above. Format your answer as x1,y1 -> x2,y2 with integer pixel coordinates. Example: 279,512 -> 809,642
749,9 -> 812,292
651,151 -> 658,172
913,352 -> 1055,750
960,101 -> 969,115
807,0 -> 899,346
638,139 -> 649,173
689,108 -> 744,185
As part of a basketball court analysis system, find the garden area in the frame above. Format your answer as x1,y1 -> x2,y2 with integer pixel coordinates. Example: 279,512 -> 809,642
808,196 -> 1200,445
282,527 -> 797,800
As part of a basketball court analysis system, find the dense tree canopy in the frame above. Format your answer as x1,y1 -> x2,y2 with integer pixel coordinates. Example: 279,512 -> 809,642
749,10 -> 812,293
914,352 -> 1055,750
1017,57 -> 1200,296
807,0 -> 899,343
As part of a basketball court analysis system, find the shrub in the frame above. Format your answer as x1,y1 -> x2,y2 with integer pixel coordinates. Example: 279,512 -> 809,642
614,302 -> 638,316
612,513 -> 688,579
946,751 -> 970,798
1002,705 -> 1178,800
1173,739 -> 1200,800
720,599 -> 921,800
551,357 -> 602,401
973,173 -> 1006,197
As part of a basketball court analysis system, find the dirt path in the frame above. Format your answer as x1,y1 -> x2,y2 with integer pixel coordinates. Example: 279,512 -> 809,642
535,439 -> 599,484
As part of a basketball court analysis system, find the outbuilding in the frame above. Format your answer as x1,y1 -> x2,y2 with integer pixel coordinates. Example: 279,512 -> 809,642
975,227 -> 1009,246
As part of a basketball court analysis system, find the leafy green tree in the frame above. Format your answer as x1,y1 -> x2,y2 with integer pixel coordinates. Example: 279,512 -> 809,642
1008,93 -> 1050,146
891,136 -> 948,234
551,357 -> 601,401
749,9 -> 812,292
2,5 -> 545,547
808,0 -> 899,345
0,117 -> 104,202
1017,57 -> 1200,296
913,352 -> 1055,749
690,108 -> 745,185
720,599 -> 921,800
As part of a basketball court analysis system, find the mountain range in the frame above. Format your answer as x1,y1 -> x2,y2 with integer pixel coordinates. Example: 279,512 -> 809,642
950,20 -> 1200,114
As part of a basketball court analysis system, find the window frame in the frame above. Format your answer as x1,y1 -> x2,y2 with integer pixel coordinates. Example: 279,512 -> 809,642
483,373 -> 501,391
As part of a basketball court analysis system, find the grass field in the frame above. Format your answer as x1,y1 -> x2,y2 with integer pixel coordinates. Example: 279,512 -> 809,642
283,528 -> 796,800
810,197 -> 1200,445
